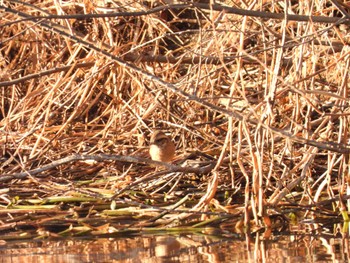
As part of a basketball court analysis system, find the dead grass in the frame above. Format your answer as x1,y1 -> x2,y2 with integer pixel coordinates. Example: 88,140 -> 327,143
1,0 -> 350,238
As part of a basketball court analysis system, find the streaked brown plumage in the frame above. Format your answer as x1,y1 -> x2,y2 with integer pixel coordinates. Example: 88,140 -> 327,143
149,131 -> 175,163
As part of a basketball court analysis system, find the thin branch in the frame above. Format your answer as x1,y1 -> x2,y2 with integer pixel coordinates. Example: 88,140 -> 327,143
0,154 -> 215,183
1,1 -> 348,26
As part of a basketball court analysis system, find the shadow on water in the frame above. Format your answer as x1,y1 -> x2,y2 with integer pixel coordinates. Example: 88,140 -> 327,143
1,226 -> 349,263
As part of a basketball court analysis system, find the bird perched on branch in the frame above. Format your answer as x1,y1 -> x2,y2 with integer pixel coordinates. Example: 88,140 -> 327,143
149,131 -> 175,163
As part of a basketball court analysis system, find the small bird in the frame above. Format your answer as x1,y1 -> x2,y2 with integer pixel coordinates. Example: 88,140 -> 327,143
149,131 -> 175,163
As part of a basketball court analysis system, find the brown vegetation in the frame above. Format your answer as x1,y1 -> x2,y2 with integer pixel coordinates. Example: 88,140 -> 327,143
1,0 -> 350,239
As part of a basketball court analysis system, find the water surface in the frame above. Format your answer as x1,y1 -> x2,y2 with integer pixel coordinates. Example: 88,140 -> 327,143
1,229 -> 349,262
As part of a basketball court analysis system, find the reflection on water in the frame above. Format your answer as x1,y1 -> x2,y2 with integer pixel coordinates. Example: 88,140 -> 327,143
0,231 -> 349,263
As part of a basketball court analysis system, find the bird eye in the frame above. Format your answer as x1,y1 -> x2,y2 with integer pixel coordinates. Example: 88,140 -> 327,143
155,138 -> 167,144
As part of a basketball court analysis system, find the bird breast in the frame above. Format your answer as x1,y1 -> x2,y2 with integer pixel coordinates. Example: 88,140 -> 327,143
149,141 -> 175,163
